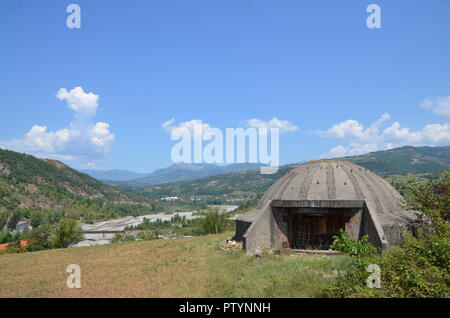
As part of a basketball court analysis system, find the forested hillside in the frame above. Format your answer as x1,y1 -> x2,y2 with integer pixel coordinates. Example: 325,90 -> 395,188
344,146 -> 450,175
0,149 -> 154,229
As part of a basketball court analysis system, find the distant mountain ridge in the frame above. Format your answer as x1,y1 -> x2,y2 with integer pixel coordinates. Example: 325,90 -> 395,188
79,169 -> 147,182
122,146 -> 450,200
343,146 -> 450,175
87,146 -> 450,188
99,162 -> 268,186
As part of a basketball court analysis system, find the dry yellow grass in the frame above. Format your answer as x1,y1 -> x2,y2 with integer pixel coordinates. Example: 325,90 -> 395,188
0,232 -> 351,298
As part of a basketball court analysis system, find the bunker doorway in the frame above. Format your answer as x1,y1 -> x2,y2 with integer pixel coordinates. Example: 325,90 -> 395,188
291,214 -> 346,250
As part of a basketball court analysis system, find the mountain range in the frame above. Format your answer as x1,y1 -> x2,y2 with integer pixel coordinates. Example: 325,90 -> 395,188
1,146 -> 449,220
121,146 -> 450,200
81,146 -> 450,187
79,169 -> 147,182
81,162 -> 267,186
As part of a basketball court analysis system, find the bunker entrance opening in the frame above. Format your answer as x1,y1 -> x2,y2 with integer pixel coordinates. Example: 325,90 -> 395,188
290,214 -> 346,250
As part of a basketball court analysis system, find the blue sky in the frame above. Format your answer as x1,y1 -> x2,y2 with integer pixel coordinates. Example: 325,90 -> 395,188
0,0 -> 449,173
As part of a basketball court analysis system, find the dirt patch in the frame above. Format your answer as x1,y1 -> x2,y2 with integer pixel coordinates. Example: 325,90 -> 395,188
25,184 -> 38,194
0,162 -> 10,175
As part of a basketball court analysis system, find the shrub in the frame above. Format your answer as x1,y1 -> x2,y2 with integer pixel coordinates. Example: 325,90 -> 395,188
378,235 -> 449,297
0,231 -> 16,244
196,207 -> 229,235
137,231 -> 156,241
112,233 -> 136,243
325,172 -> 450,298
323,256 -> 381,298
0,246 -> 29,255
330,230 -> 377,257
50,219 -> 83,248
325,234 -> 449,298
112,233 -> 124,243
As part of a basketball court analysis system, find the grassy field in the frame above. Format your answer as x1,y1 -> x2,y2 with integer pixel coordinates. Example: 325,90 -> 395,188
0,232 -> 351,298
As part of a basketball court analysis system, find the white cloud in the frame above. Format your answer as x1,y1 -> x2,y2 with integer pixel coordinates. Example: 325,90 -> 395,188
162,119 -> 217,140
245,117 -> 299,133
320,143 -> 381,158
0,87 -> 114,165
383,122 -> 450,145
421,96 -> 450,122
317,113 -> 390,141
316,100 -> 450,158
162,117 -> 298,140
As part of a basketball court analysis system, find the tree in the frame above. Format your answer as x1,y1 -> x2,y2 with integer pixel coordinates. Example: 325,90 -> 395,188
51,219 -> 83,248
402,171 -> 449,237
197,207 -> 229,235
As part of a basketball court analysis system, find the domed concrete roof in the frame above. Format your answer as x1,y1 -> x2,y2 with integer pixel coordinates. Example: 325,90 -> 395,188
236,160 -> 415,252
251,160 -> 412,225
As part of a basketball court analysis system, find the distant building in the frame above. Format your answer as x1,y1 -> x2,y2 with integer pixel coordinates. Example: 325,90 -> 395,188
160,196 -> 181,201
15,221 -> 30,232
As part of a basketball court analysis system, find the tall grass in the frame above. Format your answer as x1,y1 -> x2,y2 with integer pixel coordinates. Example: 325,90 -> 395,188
204,248 -> 352,297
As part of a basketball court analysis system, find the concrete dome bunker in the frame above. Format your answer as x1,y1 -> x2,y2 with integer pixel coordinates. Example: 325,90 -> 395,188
234,160 -> 414,253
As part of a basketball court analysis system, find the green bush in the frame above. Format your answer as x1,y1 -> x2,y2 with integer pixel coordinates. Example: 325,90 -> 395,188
50,219 -> 83,248
325,172 -> 450,298
0,231 -> 17,244
0,246 -> 29,255
25,226 -> 52,251
325,234 -> 449,298
196,207 -> 229,235
323,256 -> 381,298
137,231 -> 156,241
378,235 -> 449,297
330,230 -> 377,257
112,233 -> 136,243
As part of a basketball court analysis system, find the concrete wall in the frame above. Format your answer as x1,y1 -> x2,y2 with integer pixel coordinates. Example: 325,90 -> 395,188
243,202 -> 396,252
360,206 -> 383,249
234,220 -> 251,244
271,208 -> 289,250
243,205 -> 272,253
345,209 -> 362,241
382,225 -> 407,246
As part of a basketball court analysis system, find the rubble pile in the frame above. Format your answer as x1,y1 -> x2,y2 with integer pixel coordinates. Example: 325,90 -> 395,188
220,239 -> 243,251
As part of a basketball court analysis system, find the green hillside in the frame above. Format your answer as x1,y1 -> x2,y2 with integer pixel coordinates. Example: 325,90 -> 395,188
0,149 -> 154,228
1,145 -> 448,225
119,165 -> 295,201
344,146 -> 450,175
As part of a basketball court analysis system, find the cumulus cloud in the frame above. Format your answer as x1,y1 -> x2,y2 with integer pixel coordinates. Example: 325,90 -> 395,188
0,87 -> 114,166
383,122 -> 450,145
245,117 -> 299,133
56,87 -> 99,118
316,113 -> 390,141
162,119 -> 217,140
320,143 -> 387,158
421,96 -> 450,122
162,117 -> 298,139
316,100 -> 450,159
